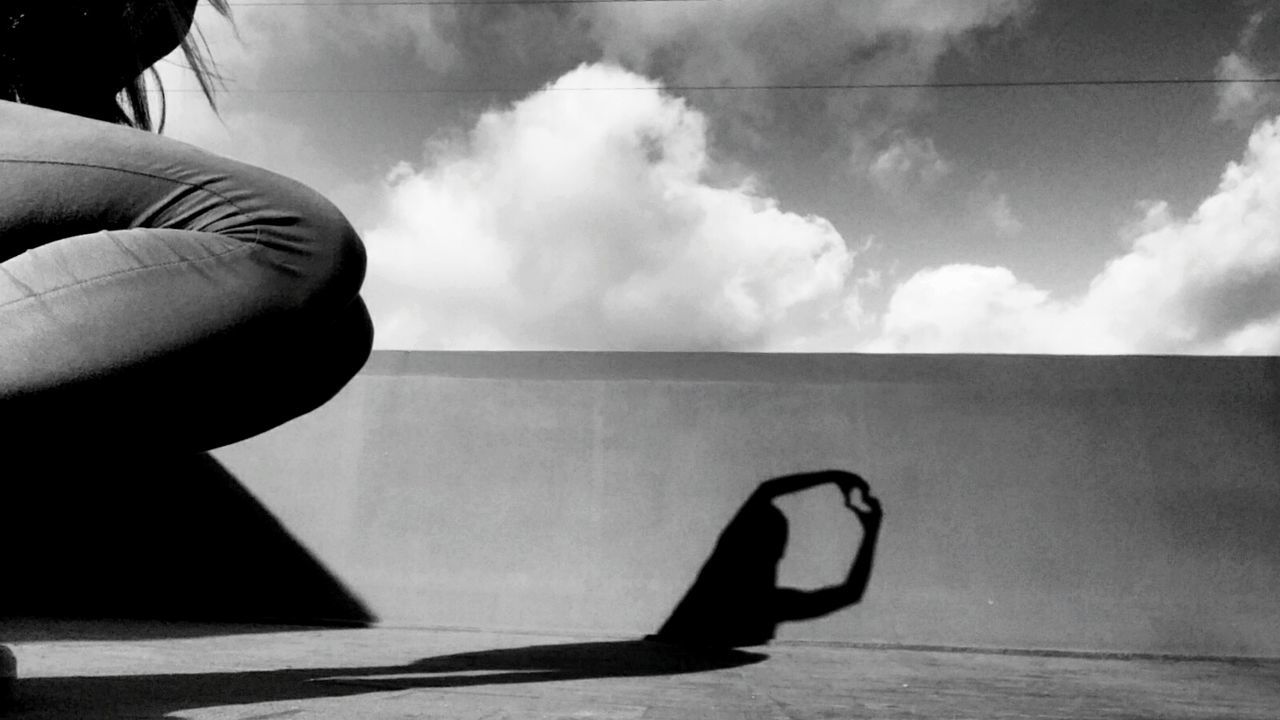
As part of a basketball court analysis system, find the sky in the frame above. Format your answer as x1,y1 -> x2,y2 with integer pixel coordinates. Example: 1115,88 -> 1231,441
156,0 -> 1280,353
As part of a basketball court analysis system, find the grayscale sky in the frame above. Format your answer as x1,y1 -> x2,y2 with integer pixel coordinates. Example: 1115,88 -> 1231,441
161,0 -> 1280,353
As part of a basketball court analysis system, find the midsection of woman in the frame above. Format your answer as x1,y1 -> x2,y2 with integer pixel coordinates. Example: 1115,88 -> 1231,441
0,1 -> 374,451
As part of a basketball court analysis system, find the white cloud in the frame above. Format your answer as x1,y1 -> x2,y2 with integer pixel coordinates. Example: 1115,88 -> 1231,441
1216,52 -> 1275,127
868,265 -> 1080,353
363,64 -> 864,350
868,135 -> 952,197
1214,11 -> 1278,127
163,0 -> 1035,229
160,3 -> 1280,357
869,115 -> 1280,355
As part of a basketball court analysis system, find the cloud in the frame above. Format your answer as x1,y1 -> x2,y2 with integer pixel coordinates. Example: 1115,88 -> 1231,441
1214,10 -> 1278,127
156,51 -> 389,232
867,135 -> 952,197
869,114 -> 1280,355
162,2 -> 1280,357
983,194 -> 1023,237
363,63 -> 864,350
187,0 -> 457,89
970,174 -> 1023,237
1216,52 -> 1275,126
166,0 -> 1037,226
578,0 -> 1034,151
583,0 -> 1030,86
870,265 -> 1076,353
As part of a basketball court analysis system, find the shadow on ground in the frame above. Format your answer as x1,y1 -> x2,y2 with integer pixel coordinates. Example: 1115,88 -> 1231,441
0,619 -> 355,643
3,451 -> 372,633
6,640 -> 767,717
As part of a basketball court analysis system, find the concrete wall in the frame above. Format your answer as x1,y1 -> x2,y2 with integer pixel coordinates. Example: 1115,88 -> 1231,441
213,352 -> 1280,657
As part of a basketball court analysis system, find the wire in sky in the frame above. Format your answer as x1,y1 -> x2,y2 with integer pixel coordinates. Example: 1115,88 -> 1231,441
227,0 -> 713,6
154,77 -> 1280,94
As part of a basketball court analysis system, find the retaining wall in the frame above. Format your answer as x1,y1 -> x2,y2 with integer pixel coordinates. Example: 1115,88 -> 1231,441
212,351 -> 1280,657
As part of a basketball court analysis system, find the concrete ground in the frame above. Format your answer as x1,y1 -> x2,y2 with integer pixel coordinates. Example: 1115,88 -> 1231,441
2,621 -> 1278,719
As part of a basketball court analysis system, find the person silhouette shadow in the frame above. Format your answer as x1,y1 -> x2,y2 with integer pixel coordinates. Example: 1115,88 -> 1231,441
647,470 -> 882,648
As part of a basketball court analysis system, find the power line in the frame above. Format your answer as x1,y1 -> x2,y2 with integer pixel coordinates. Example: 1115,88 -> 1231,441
227,0 -> 713,6
154,77 -> 1280,94
672,78 -> 1280,91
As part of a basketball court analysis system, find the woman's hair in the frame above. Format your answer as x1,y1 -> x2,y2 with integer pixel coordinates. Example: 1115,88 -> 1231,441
0,1 -> 234,133
125,0 -> 235,132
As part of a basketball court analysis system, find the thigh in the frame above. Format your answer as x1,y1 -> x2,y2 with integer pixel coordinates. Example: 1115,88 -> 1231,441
8,296 -> 375,452
0,101 -> 371,448
0,99 -> 364,308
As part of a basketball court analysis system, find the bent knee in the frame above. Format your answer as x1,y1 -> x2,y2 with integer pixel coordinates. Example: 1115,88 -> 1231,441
296,204 -> 368,310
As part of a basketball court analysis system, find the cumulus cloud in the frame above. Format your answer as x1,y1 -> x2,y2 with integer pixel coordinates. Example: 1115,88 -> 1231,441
1214,10 -> 1278,127
867,135 -> 952,197
363,64 -> 863,350
870,115 -> 1280,355
370,99 -> 1280,355
166,0 -> 1038,234
186,0 -> 1032,132
870,265 -> 1076,353
1216,52 -> 1274,126
162,1 -> 1280,356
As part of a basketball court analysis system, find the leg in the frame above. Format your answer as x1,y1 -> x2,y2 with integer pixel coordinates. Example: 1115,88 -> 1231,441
0,100 -> 373,450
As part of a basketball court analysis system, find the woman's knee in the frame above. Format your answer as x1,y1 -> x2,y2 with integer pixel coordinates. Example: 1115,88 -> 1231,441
212,295 -> 374,447
232,175 -> 369,317
294,200 -> 368,311
209,296 -> 374,447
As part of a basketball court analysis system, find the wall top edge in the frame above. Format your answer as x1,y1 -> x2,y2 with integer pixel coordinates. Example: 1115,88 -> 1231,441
359,351 -> 1280,391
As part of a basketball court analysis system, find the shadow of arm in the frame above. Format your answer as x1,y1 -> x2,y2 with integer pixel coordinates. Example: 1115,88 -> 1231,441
774,513 -> 881,622
752,470 -> 861,502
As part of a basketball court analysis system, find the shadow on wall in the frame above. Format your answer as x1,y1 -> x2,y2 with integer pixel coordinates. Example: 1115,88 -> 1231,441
1,451 -> 373,635
2,469 -> 877,715
649,470 -> 884,648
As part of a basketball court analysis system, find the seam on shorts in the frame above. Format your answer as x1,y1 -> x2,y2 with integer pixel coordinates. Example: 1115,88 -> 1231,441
0,240 -> 256,312
0,155 -> 265,249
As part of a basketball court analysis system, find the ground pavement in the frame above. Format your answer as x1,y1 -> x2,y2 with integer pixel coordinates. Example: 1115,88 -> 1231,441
2,621 -> 1278,719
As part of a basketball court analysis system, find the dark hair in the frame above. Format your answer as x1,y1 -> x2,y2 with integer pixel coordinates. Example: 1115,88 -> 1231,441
1,0 -> 234,132
127,0 -> 234,132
